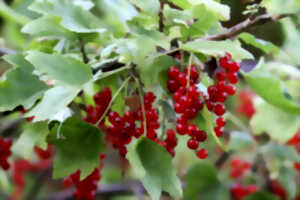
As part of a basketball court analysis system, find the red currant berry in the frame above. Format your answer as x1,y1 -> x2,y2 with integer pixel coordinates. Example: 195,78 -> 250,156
176,123 -> 187,135
197,148 -> 208,159
228,72 -> 239,84
214,126 -> 224,137
187,138 -> 199,150
225,85 -> 236,95
216,117 -> 226,127
214,104 -> 226,116
229,62 -> 240,73
168,66 -> 180,79
196,130 -> 207,142
216,71 -> 226,81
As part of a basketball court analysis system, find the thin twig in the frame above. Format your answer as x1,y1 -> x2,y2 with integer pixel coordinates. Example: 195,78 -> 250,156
25,167 -> 52,200
79,38 -> 89,64
40,181 -> 145,200
0,47 -> 17,57
215,150 -> 233,169
95,77 -> 131,126
158,1 -> 164,32
203,14 -> 291,41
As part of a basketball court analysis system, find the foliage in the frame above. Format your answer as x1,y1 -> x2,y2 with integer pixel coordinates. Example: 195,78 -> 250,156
0,0 -> 299,200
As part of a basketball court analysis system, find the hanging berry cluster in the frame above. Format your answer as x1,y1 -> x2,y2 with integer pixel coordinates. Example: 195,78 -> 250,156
231,183 -> 257,200
230,157 -> 251,179
0,138 -> 12,170
84,87 -> 162,157
166,53 -> 241,159
167,65 -> 208,159
11,144 -> 53,200
207,53 -> 240,137
63,154 -> 105,200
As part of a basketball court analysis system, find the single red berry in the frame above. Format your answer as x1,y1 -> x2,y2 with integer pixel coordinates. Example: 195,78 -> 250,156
178,72 -> 187,86
229,62 -> 240,73
214,104 -> 226,116
197,148 -> 208,159
214,126 -> 224,137
187,125 -> 199,137
216,71 -> 226,81
225,85 -> 236,95
176,123 -> 187,135
228,72 -> 239,84
196,130 -> 207,142
168,66 -> 180,79
167,79 -> 179,93
216,117 -> 226,127
205,100 -> 214,111
187,138 -> 199,150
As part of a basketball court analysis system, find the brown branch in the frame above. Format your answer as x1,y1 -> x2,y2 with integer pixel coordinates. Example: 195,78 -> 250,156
79,38 -> 89,64
25,167 -> 52,200
252,154 -> 272,192
40,181 -> 145,200
215,150 -> 233,169
158,1 -> 164,32
203,14 -> 291,41
0,47 -> 17,57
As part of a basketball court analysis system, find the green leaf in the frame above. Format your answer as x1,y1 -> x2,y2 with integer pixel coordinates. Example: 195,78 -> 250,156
12,122 -> 49,159
0,54 -> 49,111
127,19 -> 171,50
261,0 -> 300,15
102,0 -> 138,25
167,0 -> 191,10
251,101 -> 300,143
279,167 -> 296,198
26,86 -> 79,122
25,51 -> 93,87
139,55 -> 177,87
187,0 -> 230,21
181,39 -> 253,61
183,161 -> 219,200
238,33 -> 279,55
29,0 -> 105,33
0,170 -> 10,192
130,0 -> 160,15
244,191 -> 279,200
22,15 -> 76,38
126,138 -> 182,200
243,62 -> 300,114
264,143 -> 300,162
227,131 -> 254,151
50,117 -> 105,180
202,106 -> 227,151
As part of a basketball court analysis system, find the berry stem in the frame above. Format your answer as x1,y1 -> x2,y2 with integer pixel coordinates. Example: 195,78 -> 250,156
135,77 -> 147,136
186,53 -> 193,89
96,77 -> 131,126
225,112 -> 248,131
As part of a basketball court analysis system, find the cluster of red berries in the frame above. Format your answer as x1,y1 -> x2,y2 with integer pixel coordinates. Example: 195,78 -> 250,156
270,180 -> 287,200
84,87 -> 112,128
167,65 -> 208,159
85,87 -> 162,157
162,129 -> 178,156
11,145 -> 53,200
207,53 -> 240,137
34,145 -> 54,160
63,154 -> 105,200
287,128 -> 300,172
0,138 -> 12,170
236,90 -> 256,119
231,183 -> 257,200
230,157 -> 251,179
